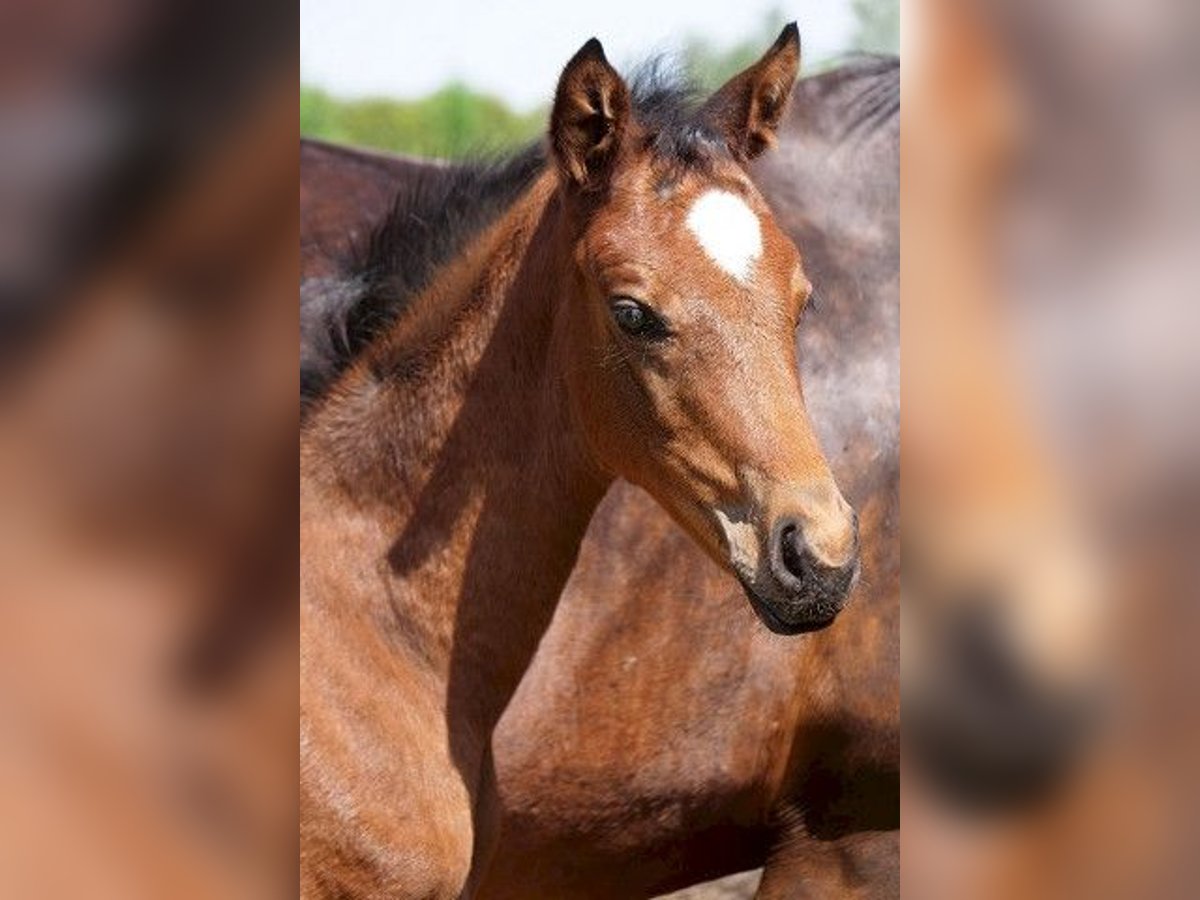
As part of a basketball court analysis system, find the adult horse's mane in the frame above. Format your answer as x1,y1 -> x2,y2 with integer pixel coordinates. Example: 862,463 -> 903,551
299,54 -> 899,406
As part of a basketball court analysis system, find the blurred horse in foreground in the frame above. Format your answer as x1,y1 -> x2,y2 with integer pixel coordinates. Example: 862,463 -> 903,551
0,71 -> 298,899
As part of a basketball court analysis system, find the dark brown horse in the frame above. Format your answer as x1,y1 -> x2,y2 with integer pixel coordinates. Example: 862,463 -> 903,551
302,56 -> 900,898
301,27 -> 862,898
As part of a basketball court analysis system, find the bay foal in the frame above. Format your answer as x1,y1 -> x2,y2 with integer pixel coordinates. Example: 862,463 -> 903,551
300,26 -> 857,898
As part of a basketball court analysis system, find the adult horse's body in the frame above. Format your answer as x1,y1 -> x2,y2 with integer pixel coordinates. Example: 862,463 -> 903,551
302,57 -> 899,898
300,29 -> 862,899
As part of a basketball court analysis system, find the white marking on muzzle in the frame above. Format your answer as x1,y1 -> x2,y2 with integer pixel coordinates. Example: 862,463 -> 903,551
685,190 -> 762,282
714,506 -> 761,584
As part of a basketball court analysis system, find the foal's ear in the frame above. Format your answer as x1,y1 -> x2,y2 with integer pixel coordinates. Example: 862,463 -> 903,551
702,23 -> 801,161
550,38 -> 630,191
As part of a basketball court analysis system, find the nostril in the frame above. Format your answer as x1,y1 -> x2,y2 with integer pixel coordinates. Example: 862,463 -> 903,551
778,521 -> 807,581
773,516 -> 859,588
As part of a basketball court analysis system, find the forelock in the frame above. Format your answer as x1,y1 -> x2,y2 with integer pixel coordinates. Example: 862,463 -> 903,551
628,57 -> 728,173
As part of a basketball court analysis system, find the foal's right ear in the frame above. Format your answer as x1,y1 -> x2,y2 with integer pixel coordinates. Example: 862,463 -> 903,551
550,38 -> 630,191
702,23 -> 801,161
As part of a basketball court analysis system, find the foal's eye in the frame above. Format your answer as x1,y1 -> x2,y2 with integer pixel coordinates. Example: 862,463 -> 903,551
610,297 -> 667,340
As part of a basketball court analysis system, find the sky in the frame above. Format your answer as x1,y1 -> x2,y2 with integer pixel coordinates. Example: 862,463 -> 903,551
300,0 -> 859,110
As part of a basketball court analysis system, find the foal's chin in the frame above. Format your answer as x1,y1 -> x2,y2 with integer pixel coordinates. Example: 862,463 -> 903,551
738,568 -> 858,636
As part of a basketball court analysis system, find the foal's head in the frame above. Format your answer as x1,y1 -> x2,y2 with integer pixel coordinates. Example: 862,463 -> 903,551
548,26 -> 857,633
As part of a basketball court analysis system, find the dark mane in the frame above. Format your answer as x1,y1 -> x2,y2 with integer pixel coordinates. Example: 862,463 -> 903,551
300,146 -> 544,402
354,145 -> 547,359
299,61 -> 724,405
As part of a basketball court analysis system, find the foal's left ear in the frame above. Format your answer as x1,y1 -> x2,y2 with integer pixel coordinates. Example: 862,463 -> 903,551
702,23 -> 801,161
550,38 -> 630,191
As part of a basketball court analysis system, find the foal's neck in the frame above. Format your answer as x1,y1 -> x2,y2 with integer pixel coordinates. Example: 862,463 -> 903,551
302,172 -> 608,730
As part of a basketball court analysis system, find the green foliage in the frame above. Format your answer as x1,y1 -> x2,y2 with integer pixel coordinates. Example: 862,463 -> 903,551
300,83 -> 544,158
